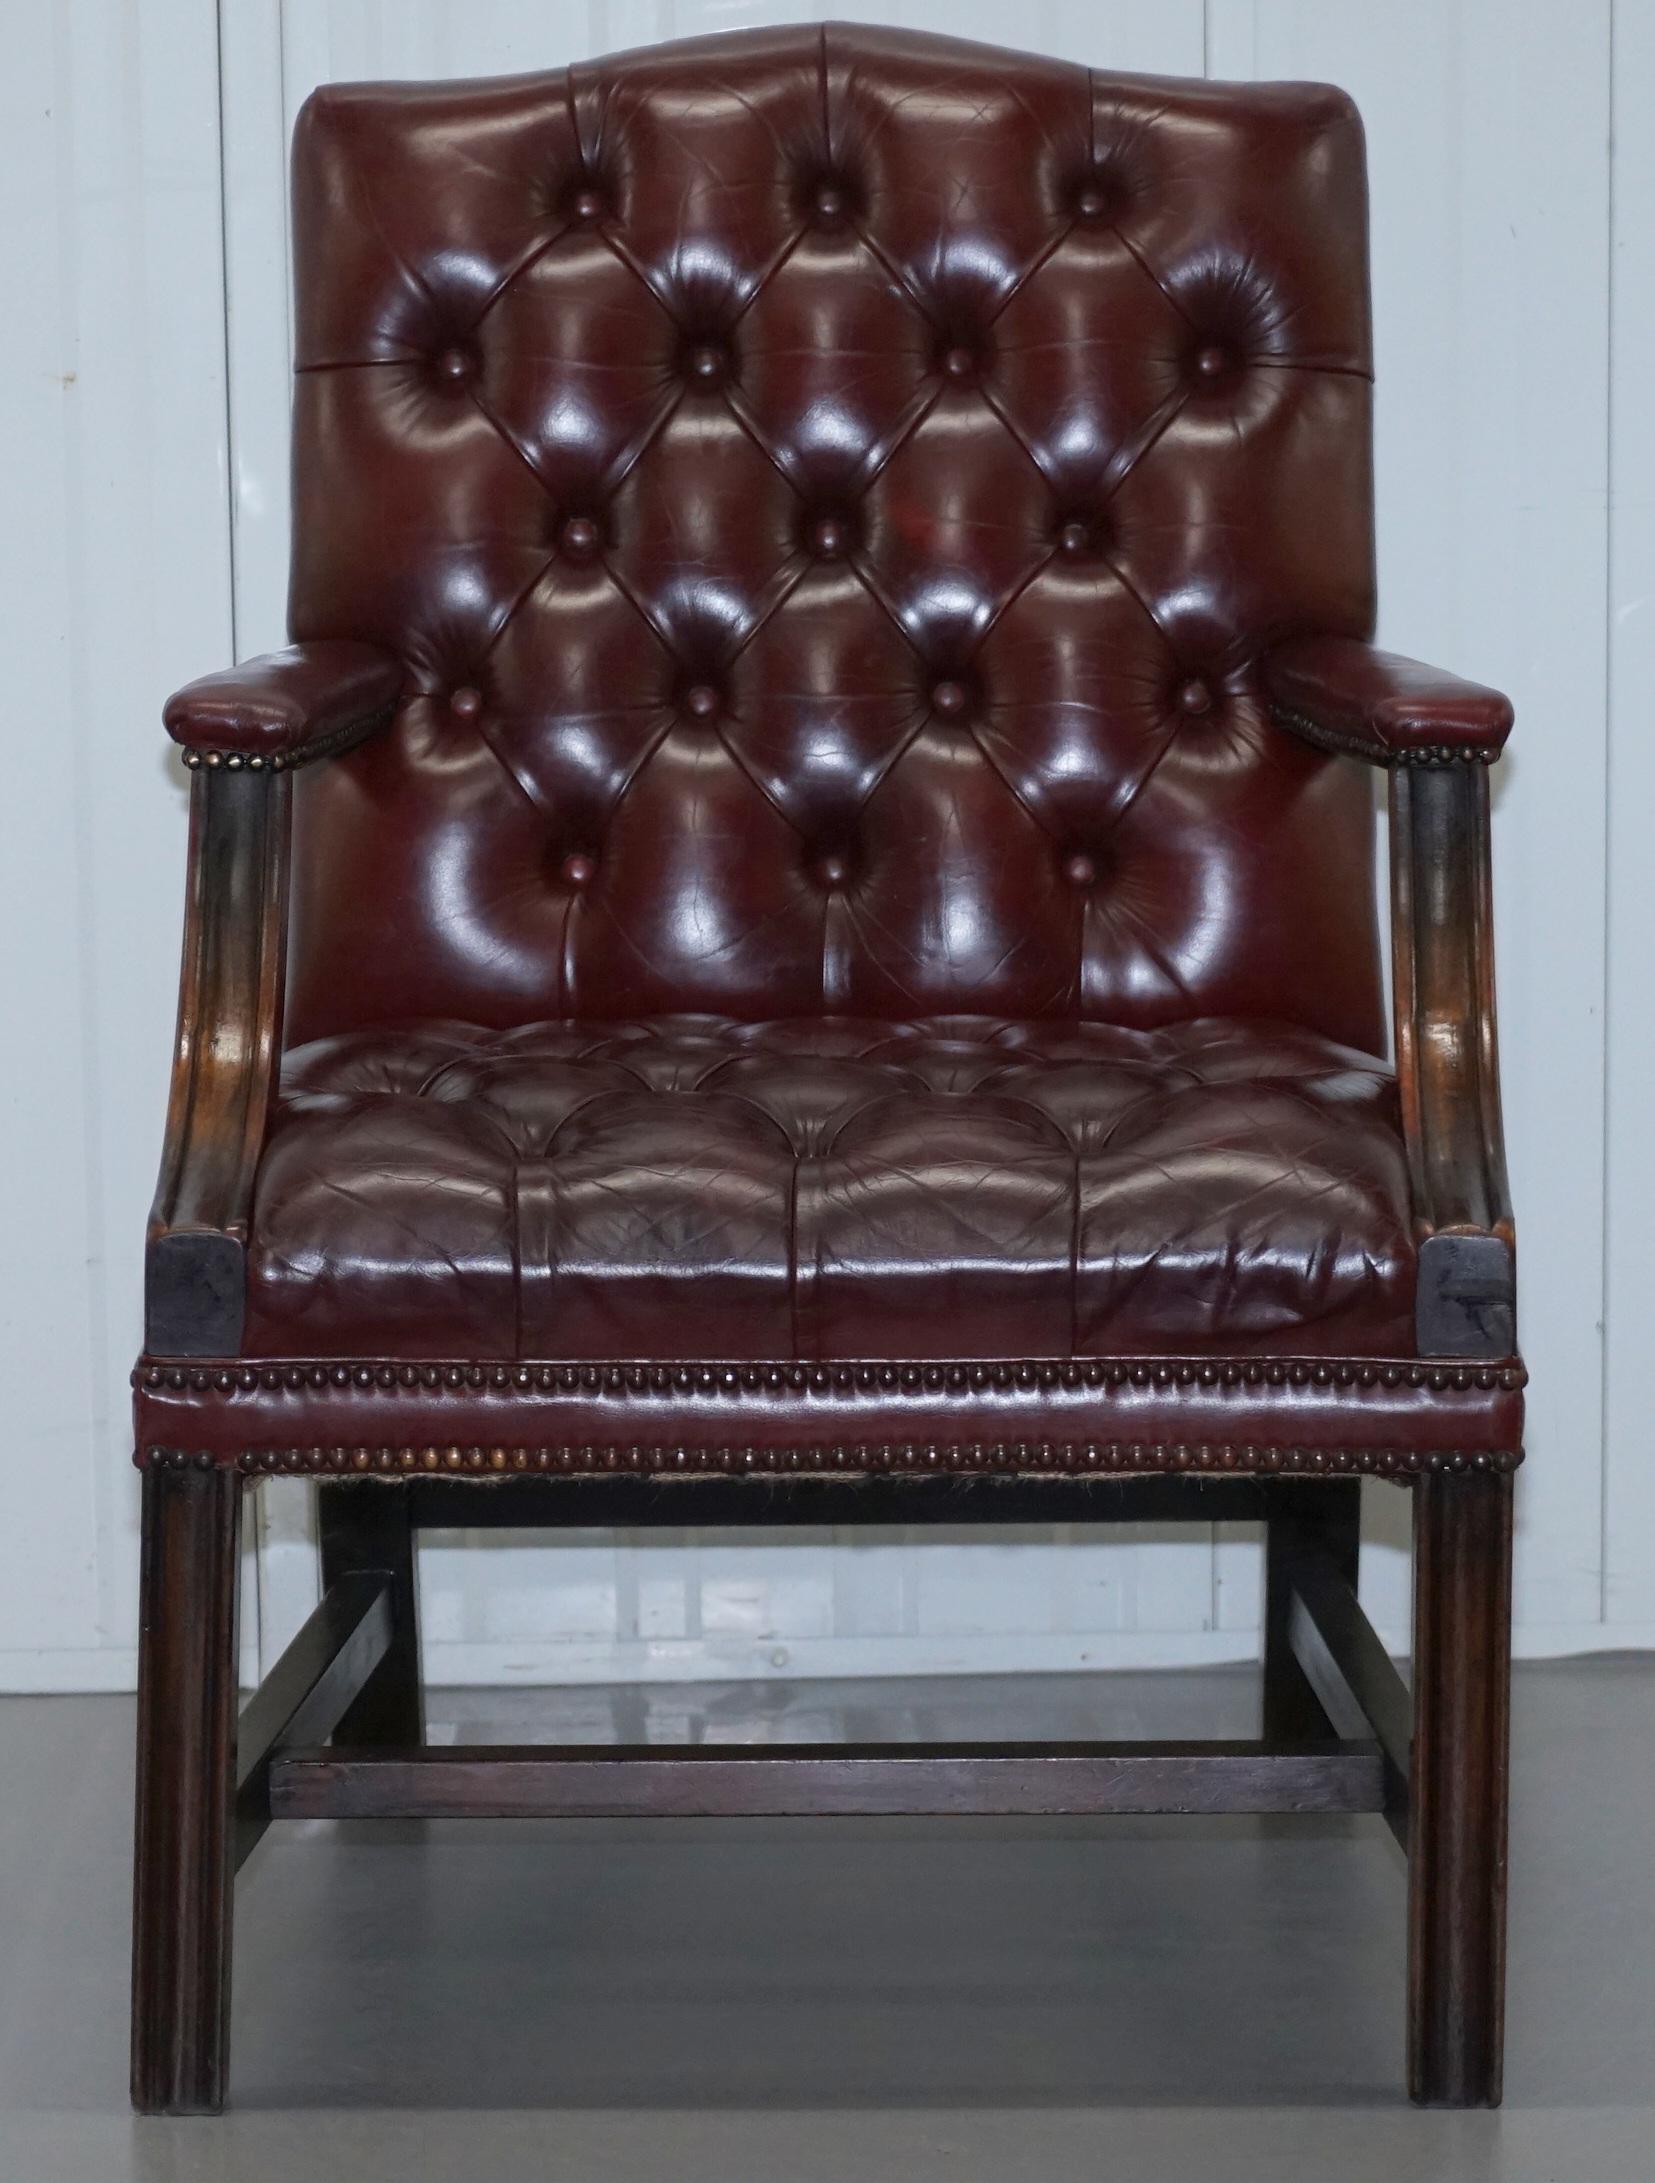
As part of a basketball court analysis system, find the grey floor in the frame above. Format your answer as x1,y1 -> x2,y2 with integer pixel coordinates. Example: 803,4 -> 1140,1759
4,1660 -> 1654,2181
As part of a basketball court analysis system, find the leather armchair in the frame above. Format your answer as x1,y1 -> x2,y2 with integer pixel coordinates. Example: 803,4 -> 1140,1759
130,24 -> 1522,2116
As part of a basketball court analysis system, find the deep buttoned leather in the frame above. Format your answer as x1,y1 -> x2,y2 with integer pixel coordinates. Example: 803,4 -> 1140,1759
244,1015 -> 1415,1360
282,26 -> 1383,1056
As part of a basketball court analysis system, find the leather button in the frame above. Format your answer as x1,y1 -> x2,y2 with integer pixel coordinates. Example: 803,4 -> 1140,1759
1178,678 -> 1214,716
560,851 -> 596,888
560,515 -> 600,559
433,347 -> 474,383
813,182 -> 847,222
1075,178 -> 1115,221
571,186 -> 604,222
942,345 -> 979,382
1194,345 -> 1230,381
931,680 -> 969,719
684,684 -> 721,721
808,515 -> 849,559
1062,852 -> 1098,888
687,342 -> 727,385
812,852 -> 850,889
448,686 -> 483,721
1058,517 -> 1103,560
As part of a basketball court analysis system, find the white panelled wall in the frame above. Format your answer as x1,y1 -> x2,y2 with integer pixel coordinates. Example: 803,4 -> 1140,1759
4,0 -> 1645,1689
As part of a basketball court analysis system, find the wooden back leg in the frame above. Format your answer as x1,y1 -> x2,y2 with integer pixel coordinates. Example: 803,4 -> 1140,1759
317,1482 -> 424,1745
1262,1478 -> 1362,1739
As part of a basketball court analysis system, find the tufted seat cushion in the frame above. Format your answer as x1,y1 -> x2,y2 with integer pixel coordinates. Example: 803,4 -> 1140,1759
243,1015 -> 1415,1361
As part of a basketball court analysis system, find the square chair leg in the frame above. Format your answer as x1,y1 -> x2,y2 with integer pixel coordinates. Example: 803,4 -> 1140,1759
1407,1466 -> 1515,2106
131,1463 -> 242,2115
317,1482 -> 424,1745
1262,1478 -> 1361,1740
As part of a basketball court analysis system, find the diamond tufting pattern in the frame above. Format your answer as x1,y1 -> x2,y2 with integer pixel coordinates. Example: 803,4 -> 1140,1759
282,25 -> 1383,1053
246,1014 -> 1414,1361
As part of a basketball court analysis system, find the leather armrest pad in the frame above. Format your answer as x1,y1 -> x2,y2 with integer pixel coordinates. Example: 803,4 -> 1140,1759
163,641 -> 401,761
1264,636 -> 1513,763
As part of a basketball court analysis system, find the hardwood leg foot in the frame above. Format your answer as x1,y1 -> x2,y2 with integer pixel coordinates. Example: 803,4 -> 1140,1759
1407,1466 -> 1514,2106
318,1482 -> 423,1744
1262,1478 -> 1361,1740
131,1464 -> 241,2115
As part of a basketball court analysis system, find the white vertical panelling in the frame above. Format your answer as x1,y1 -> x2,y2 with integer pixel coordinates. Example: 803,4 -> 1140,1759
1604,2 -> 1655,1635
221,0 -> 291,657
1,0 -> 235,1688
1209,0 -> 1614,1640
1,0 -> 1641,1686
1,6 -> 106,1672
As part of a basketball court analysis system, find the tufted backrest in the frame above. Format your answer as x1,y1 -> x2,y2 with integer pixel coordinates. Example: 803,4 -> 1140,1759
284,22 -> 1383,1054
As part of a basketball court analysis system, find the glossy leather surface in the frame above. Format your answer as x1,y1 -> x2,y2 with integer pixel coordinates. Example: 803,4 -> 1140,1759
1265,636 -> 1513,762
283,26 -> 1383,1053
243,1014 -> 1415,1360
163,642 -> 402,760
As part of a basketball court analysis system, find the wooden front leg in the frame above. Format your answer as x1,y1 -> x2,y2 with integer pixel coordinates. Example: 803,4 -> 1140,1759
131,1463 -> 242,2114
1407,1465 -> 1515,2106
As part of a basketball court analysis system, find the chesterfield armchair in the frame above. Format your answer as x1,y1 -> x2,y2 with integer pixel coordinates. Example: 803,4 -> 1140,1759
131,24 -> 1522,2113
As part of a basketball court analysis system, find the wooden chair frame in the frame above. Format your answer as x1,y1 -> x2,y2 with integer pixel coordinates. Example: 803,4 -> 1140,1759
131,755 -> 1516,2114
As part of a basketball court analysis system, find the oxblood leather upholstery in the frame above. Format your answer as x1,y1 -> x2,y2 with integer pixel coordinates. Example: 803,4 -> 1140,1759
1265,637 -> 1514,764
163,642 -> 402,764
248,1015 -> 1415,1360
138,25 -> 1524,1471
281,28 -> 1385,1052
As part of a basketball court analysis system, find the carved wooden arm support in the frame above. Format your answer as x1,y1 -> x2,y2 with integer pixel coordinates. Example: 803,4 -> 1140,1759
1263,637 -> 1516,1357
147,650 -> 400,1354
1389,762 -> 1515,1356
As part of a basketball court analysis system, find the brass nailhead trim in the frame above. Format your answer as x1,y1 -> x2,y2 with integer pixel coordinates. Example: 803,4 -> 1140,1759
135,1357 -> 1527,1397
1269,702 -> 1502,769
176,700 -> 398,775
137,1441 -> 1524,1481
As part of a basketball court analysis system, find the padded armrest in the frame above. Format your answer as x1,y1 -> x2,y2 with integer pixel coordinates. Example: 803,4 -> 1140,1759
163,641 -> 401,770
1264,636 -> 1513,766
